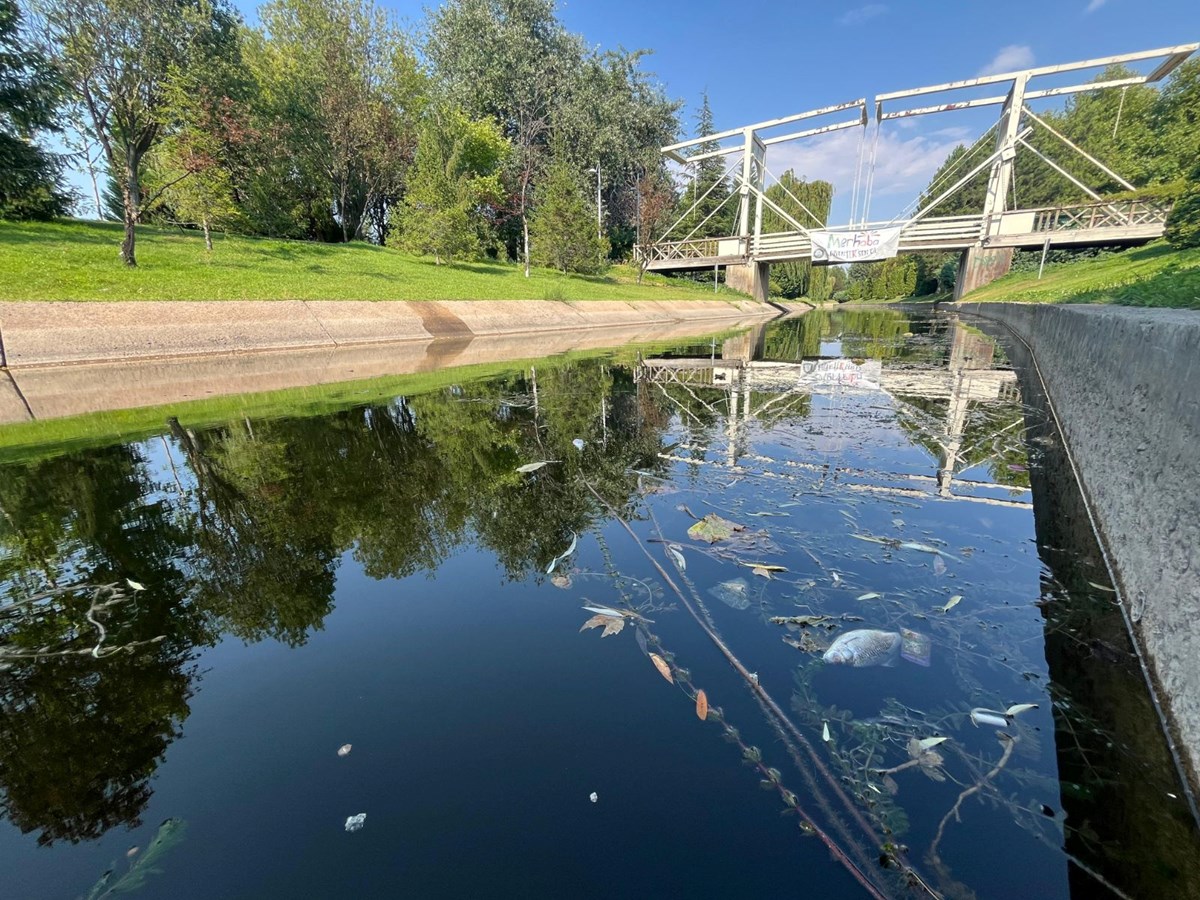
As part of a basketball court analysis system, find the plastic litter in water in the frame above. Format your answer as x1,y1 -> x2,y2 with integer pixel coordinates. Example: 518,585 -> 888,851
337,744 -> 352,757
344,813 -> 366,833
589,792 -> 598,803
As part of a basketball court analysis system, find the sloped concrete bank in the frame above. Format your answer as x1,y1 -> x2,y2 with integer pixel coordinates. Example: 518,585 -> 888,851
0,299 -> 775,424
954,301 -> 1200,791
0,298 -> 771,368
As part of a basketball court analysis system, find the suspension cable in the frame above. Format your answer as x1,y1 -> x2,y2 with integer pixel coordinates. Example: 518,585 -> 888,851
890,121 -> 998,223
762,165 -> 827,228
860,114 -> 883,223
849,120 -> 868,225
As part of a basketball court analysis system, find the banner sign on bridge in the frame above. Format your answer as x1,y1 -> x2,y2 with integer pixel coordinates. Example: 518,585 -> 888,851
810,226 -> 902,264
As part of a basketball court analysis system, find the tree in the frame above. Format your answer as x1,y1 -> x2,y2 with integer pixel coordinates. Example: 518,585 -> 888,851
252,0 -> 424,244
763,170 -> 833,299
679,92 -> 732,238
1165,162 -> 1200,249
0,0 -> 70,219
530,141 -> 607,274
633,169 -> 674,283
34,0 -> 240,264
398,106 -> 507,264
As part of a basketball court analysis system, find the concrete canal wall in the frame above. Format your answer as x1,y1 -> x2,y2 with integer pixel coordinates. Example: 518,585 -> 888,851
0,299 -> 774,424
0,298 -> 770,369
955,301 -> 1200,789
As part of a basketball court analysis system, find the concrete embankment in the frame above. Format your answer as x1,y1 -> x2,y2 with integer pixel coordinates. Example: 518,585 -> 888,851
954,301 -> 1200,789
0,299 -> 774,424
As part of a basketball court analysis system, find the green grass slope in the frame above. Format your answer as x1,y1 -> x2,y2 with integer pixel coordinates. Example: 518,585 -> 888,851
963,242 -> 1200,310
0,219 -> 740,302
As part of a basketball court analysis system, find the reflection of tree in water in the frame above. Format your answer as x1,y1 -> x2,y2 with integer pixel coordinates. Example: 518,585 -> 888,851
762,309 -> 929,363
896,395 -> 1031,489
0,357 -> 679,845
0,448 -> 201,845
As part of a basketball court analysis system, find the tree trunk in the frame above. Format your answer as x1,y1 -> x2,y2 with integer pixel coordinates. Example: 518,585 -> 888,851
120,162 -> 140,267
202,216 -> 213,252
523,214 -> 531,278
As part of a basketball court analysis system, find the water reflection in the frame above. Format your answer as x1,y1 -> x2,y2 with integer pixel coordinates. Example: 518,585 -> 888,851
0,309 -> 1195,898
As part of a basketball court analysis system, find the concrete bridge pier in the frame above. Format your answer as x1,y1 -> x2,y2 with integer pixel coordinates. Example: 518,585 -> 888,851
725,261 -> 771,303
954,245 -> 1014,299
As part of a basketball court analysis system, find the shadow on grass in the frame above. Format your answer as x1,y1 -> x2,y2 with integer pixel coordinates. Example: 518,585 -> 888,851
1066,263 -> 1200,310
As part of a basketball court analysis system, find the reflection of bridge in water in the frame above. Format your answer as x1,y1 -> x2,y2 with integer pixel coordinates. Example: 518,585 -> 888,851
636,318 -> 1029,509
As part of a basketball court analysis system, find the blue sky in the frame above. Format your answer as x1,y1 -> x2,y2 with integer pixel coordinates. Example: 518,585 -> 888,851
73,0 -> 1200,223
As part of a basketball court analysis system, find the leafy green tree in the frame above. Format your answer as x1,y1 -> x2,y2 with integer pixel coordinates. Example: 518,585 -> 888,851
0,0 -> 70,219
34,0 -> 241,264
399,105 -> 508,264
530,141 -> 608,273
1165,162 -> 1200,249
763,170 -> 833,298
251,0 -> 424,244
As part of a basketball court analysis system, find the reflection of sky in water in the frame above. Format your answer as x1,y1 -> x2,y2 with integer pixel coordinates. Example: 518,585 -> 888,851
0,312 -> 1195,899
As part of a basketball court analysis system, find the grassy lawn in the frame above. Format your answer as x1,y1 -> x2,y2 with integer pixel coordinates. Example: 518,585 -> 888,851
962,242 -> 1200,310
0,219 -> 740,302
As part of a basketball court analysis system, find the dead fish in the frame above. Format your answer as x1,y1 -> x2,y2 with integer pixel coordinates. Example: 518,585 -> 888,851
822,629 -> 902,667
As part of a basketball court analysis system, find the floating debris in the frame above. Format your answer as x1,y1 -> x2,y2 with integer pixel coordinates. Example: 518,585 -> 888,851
666,544 -> 686,571
938,595 -> 962,613
822,629 -> 902,667
708,578 -> 751,610
589,792 -> 598,803
695,689 -> 709,720
337,744 -> 352,757
649,653 -> 673,683
856,592 -> 882,601
515,461 -> 557,474
688,513 -> 744,543
899,627 -> 931,667
546,532 -> 578,574
580,614 -> 625,638
344,813 -> 366,833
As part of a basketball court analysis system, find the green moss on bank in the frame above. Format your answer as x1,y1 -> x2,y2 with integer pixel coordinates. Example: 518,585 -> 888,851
0,219 -> 741,302
963,242 -> 1200,310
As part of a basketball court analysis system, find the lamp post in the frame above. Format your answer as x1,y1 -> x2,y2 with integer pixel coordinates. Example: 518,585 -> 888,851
587,162 -> 602,242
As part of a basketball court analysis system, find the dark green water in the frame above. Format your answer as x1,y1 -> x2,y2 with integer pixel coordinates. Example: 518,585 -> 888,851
0,309 -> 1195,899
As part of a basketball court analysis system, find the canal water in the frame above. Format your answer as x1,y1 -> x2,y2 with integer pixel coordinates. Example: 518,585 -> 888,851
0,309 -> 1196,899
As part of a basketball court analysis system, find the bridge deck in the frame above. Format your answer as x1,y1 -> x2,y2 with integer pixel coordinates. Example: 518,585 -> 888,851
639,199 -> 1170,272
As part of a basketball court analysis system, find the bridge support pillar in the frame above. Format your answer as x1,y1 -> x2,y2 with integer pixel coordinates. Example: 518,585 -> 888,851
725,261 -> 770,303
954,246 -> 1013,299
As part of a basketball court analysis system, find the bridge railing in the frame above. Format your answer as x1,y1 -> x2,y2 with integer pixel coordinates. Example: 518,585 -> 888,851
1030,198 -> 1172,233
634,236 -> 743,265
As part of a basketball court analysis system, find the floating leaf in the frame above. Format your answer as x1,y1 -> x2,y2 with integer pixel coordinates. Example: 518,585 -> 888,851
856,592 -> 882,601
822,721 -> 831,742
516,461 -> 557,474
752,566 -> 771,579
344,813 -> 366,833
695,689 -> 709,720
649,653 -> 673,683
933,555 -> 947,576
601,618 -> 625,638
635,628 -> 649,655
883,775 -> 899,796
831,571 -> 841,584
550,573 -> 572,589
666,544 -> 686,571
337,744 -> 352,757
918,736 -> 949,750
741,562 -> 786,572
580,614 -> 625,638
1005,703 -> 1039,717
125,579 -> 146,592
688,513 -> 744,543
1088,581 -> 1117,593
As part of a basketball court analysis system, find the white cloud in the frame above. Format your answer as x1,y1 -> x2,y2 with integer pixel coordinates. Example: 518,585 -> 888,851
838,4 -> 887,26
764,125 -> 972,222
1085,0 -> 1107,12
978,45 -> 1035,76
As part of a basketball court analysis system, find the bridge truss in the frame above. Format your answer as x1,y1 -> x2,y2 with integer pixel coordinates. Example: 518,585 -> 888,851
635,43 -> 1198,299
